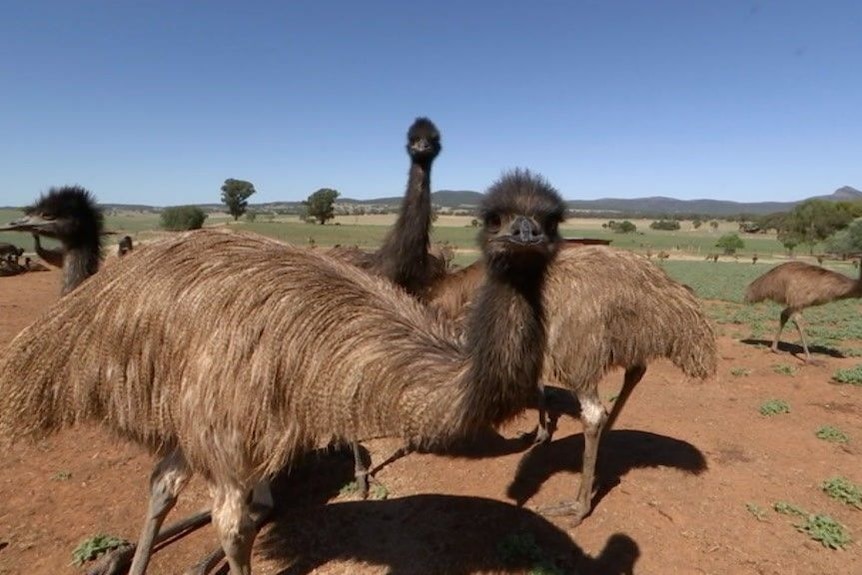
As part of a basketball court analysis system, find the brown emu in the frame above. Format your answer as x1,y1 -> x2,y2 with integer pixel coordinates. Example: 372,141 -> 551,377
330,117 -> 444,299
0,186 -> 104,295
745,260 -> 862,362
118,235 -> 134,257
90,117 -> 444,574
0,170 -> 564,575
427,246 -> 717,525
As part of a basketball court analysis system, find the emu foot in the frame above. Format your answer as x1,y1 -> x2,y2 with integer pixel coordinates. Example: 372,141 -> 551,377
86,510 -> 212,575
85,544 -> 135,575
534,424 -> 552,445
803,357 -> 824,366
184,547 -> 227,575
356,470 -> 370,500
537,501 -> 590,527
184,501 -> 274,575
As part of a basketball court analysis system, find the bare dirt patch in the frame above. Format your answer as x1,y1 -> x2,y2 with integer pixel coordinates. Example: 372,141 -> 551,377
0,272 -> 859,574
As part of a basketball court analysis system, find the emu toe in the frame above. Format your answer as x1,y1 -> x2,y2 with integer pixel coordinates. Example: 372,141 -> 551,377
536,500 -> 591,527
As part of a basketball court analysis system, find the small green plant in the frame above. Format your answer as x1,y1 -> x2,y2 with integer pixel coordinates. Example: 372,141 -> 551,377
759,399 -> 790,416
71,534 -> 129,566
774,501 -> 806,517
497,532 -> 564,575
369,483 -> 389,501
339,480 -> 389,500
816,425 -> 849,443
730,367 -> 752,377
52,471 -> 72,481
821,476 -> 862,509
745,502 -> 768,521
797,514 -> 852,549
832,365 -> 862,386
772,363 -> 797,377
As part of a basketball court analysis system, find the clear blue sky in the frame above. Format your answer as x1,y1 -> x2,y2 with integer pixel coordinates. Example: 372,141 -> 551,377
2,1 -> 860,206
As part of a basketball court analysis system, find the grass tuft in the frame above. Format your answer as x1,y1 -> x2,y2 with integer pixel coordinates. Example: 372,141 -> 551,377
816,425 -> 849,443
821,476 -> 862,509
71,534 -> 129,566
759,399 -> 790,416
832,365 -> 862,386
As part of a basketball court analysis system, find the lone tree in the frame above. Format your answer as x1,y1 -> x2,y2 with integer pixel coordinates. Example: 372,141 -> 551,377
220,178 -> 256,221
716,232 -> 745,255
304,188 -> 339,225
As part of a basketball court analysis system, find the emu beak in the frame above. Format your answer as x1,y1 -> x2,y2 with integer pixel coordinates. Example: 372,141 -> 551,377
0,214 -> 56,233
409,139 -> 432,154
507,215 -> 545,246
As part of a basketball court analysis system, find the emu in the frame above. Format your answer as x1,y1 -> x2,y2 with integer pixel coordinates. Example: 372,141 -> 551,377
0,170 -> 564,575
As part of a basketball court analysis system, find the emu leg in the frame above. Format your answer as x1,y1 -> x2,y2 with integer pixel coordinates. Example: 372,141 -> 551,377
541,365 -> 646,526
211,484 -> 258,575
535,381 -> 552,444
352,440 -> 370,499
128,449 -> 193,575
185,482 -> 274,575
791,312 -> 814,363
771,308 -> 792,354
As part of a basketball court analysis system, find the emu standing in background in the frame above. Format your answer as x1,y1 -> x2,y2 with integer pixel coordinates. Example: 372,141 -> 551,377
0,186 -> 104,295
428,246 -> 717,524
118,235 -> 134,257
745,260 -> 862,363
0,171 -> 564,575
330,117 -> 444,299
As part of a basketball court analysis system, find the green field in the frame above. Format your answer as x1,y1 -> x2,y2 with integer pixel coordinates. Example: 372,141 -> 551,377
5,206 -> 862,354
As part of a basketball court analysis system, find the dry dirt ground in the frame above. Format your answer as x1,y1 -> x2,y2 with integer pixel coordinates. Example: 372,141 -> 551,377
0,269 -> 859,575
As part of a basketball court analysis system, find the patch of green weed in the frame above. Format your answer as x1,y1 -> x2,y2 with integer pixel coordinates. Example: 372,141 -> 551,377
772,364 -> 797,377
745,502 -> 768,521
760,399 -> 790,416
774,501 -> 806,517
816,425 -> 849,443
797,514 -> 852,549
730,367 -> 752,377
832,365 -> 862,386
71,534 -> 129,566
821,476 -> 862,509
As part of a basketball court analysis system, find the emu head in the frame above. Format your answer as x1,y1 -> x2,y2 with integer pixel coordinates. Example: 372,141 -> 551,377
1,186 -> 104,249
406,117 -> 442,165
478,169 -> 565,277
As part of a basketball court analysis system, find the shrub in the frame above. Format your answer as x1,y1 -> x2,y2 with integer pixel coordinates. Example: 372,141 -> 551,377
649,219 -> 681,231
160,206 -> 208,231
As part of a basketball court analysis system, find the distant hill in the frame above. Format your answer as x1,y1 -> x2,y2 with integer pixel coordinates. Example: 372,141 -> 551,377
20,186 -> 858,218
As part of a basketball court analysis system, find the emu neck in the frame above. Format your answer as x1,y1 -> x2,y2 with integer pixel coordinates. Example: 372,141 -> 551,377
462,269 -> 546,426
60,243 -> 100,296
393,267 -> 546,449
33,234 -> 65,269
375,160 -> 433,296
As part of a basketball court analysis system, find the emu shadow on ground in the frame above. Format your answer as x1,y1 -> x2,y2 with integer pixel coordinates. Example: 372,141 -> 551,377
200,441 -> 639,575
506,428 -> 707,515
740,338 -> 845,360
258,481 -> 639,575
